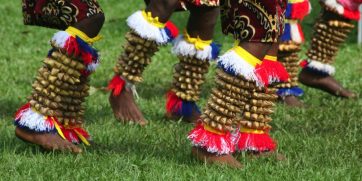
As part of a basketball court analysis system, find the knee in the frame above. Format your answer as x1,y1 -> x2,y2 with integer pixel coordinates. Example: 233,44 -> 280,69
92,13 -> 105,30
158,0 -> 180,10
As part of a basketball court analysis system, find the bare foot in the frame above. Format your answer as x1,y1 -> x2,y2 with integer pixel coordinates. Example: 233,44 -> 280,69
280,95 -> 304,108
191,146 -> 243,168
299,69 -> 357,98
164,108 -> 200,123
15,127 -> 82,153
109,88 -> 148,126
247,151 -> 286,161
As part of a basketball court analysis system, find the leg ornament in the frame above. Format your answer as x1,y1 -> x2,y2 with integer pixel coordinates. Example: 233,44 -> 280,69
276,0 -> 310,99
15,27 -> 101,145
108,10 -> 178,96
166,32 -> 220,122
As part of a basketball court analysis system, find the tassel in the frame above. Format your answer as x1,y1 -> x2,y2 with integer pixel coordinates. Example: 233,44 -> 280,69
164,21 -> 179,41
286,0 -> 311,20
255,59 -> 290,87
277,87 -> 304,97
188,124 -> 235,155
108,75 -> 126,96
14,103 -> 56,133
237,130 -> 276,152
300,59 -> 335,75
343,9 -> 360,20
165,91 -> 200,118
172,35 -> 220,60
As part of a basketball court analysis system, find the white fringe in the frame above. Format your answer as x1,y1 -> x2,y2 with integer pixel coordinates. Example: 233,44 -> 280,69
322,0 -> 344,15
307,59 -> 336,75
50,31 -> 71,48
127,11 -> 169,45
15,108 -> 54,132
172,35 -> 214,60
87,62 -> 99,72
217,50 -> 261,85
188,132 -> 232,155
290,22 -> 303,44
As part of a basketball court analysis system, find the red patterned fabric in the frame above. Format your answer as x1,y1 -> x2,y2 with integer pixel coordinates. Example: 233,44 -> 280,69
22,0 -> 103,30
221,0 -> 287,43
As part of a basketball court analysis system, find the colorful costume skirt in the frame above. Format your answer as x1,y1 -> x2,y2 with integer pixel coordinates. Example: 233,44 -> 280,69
22,0 -> 103,30
221,0 -> 287,43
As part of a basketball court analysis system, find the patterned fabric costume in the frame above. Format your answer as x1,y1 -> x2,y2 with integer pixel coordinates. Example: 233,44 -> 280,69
108,0 -> 220,121
276,0 -> 310,98
188,0 -> 289,154
22,0 -> 103,30
15,0 -> 103,145
221,0 -> 287,42
300,0 -> 361,76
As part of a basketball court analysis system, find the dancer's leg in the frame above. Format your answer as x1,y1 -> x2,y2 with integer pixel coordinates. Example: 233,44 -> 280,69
15,0 -> 104,152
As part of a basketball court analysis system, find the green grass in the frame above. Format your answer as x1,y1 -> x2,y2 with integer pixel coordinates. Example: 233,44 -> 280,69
1,0 -> 362,180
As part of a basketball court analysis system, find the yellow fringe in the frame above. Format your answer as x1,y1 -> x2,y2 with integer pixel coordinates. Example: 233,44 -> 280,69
184,30 -> 212,50
285,19 -> 299,24
65,26 -> 102,44
289,0 -> 305,3
50,117 -> 66,140
204,124 -> 225,135
142,10 -> 165,28
240,127 -> 265,134
74,129 -> 90,146
264,55 -> 277,61
232,45 -> 262,67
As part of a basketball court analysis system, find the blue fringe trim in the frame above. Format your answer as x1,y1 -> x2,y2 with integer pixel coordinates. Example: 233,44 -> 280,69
75,36 -> 99,62
304,67 -> 330,76
281,23 -> 292,42
14,120 -> 57,134
164,28 -> 174,43
277,87 -> 304,97
176,101 -> 201,118
285,3 -> 293,18
211,42 -> 221,60
217,62 -> 238,77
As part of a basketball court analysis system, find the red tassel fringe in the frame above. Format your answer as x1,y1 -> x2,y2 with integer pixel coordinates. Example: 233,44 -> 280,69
52,117 -> 90,144
290,0 -> 310,20
343,9 -> 360,20
165,91 -> 182,114
237,132 -> 276,152
255,59 -> 290,87
188,123 -> 235,155
107,75 -> 126,96
165,21 -> 179,39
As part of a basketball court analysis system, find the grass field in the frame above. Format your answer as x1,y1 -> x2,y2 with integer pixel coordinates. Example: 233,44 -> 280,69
1,1 -> 362,180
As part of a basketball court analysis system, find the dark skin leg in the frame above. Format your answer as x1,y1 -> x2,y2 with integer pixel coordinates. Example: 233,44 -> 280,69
16,14 -> 105,153
267,43 -> 304,107
298,69 -> 357,98
165,6 -> 219,123
298,10 -> 356,98
109,1 -> 179,125
235,42 -> 286,159
194,42 -> 271,168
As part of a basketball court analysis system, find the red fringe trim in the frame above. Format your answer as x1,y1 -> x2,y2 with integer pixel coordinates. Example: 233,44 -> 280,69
237,132 -> 276,152
255,59 -> 290,87
14,103 -> 31,119
165,91 -> 182,114
299,59 -> 308,68
107,75 -> 126,96
289,0 -> 310,20
343,9 -> 360,20
165,21 -> 179,39
188,123 -> 235,155
52,117 -> 90,144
